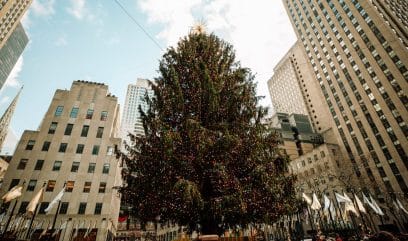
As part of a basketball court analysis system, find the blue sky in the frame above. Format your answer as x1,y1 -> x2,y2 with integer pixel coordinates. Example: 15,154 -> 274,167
0,0 -> 297,154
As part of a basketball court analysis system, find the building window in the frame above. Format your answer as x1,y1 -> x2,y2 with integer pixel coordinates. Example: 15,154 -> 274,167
9,179 -> 20,190
92,145 -> 100,155
18,202 -> 29,214
64,124 -> 74,135
314,154 -> 318,161
78,202 -> 87,214
98,182 -> 106,193
55,106 -> 64,116
88,163 -> 96,173
83,182 -> 92,193
96,127 -> 104,138
53,161 -> 62,171
71,162 -> 80,172
320,151 -> 326,158
46,180 -> 56,192
102,163 -> 110,174
94,203 -> 102,215
26,140 -> 35,150
34,160 -> 44,170
70,107 -> 79,118
39,202 -> 49,214
86,109 -> 94,119
27,180 -> 37,191
81,125 -> 89,137
66,181 -> 75,192
42,141 -> 51,151
59,143 -> 68,153
59,202 -> 69,214
49,122 -> 58,134
100,111 -> 108,121
17,159 -> 28,170
106,146 -> 114,156
76,144 -> 84,154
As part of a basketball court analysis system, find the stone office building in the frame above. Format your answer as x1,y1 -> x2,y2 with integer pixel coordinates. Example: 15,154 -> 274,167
0,80 -> 122,241
283,0 -> 408,200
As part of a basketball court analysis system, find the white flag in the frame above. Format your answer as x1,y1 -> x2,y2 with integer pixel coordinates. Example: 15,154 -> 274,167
345,201 -> 359,216
335,192 -> 352,203
354,194 -> 366,213
84,221 -> 92,238
45,188 -> 65,213
370,195 -> 384,216
1,185 -> 23,203
363,193 -> 379,214
323,195 -> 331,211
311,193 -> 321,210
72,222 -> 79,239
302,193 -> 312,205
26,187 -> 44,215
397,199 -> 408,215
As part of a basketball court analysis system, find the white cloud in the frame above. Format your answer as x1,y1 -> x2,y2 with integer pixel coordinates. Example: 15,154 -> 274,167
67,0 -> 86,19
67,0 -> 101,23
3,57 -> 24,89
31,0 -> 55,16
55,34 -> 68,46
0,128 -> 19,155
137,0 -> 297,106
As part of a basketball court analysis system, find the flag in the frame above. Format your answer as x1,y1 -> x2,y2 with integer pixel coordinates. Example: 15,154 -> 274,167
302,193 -> 312,205
72,222 -> 79,239
354,194 -> 366,213
1,185 -> 23,203
345,201 -> 359,216
311,193 -> 321,210
0,212 -> 5,223
335,192 -> 352,203
363,193 -> 380,214
370,195 -> 384,216
52,220 -> 66,237
39,221 -> 50,239
45,188 -> 65,213
29,220 -> 44,239
84,221 -> 93,238
323,195 -> 331,211
26,187 -> 44,215
397,199 -> 408,215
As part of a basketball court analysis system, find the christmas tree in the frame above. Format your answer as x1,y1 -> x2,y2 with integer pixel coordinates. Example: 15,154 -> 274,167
119,29 -> 297,235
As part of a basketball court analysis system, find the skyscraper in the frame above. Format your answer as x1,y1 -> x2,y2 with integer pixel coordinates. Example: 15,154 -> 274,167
0,22 -> 28,90
0,0 -> 32,49
268,43 -> 309,116
121,78 -> 153,144
0,81 -> 122,240
283,0 -> 408,197
268,41 -> 334,134
0,87 -> 21,152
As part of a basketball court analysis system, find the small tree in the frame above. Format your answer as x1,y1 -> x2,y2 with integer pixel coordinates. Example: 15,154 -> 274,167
119,30 -> 297,235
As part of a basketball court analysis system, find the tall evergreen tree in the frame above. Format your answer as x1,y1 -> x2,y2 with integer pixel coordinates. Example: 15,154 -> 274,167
119,30 -> 297,234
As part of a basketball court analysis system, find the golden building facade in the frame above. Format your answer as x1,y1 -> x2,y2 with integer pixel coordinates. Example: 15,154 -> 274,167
0,81 -> 122,241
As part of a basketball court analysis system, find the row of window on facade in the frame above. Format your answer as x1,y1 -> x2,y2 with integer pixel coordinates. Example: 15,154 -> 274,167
55,106 -> 108,121
9,178 -> 109,194
48,122 -> 105,137
16,200 -> 103,215
17,159 -> 111,173
25,139 -> 114,155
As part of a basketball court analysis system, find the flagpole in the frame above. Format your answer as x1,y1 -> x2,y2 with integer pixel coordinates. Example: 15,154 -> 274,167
1,180 -> 25,238
352,191 -> 367,234
26,182 -> 46,239
52,182 -> 66,233
60,218 -> 71,241
332,190 -> 345,230
2,198 -> 18,237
